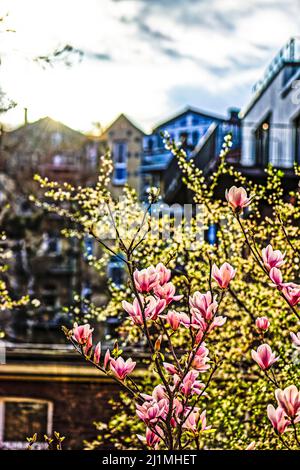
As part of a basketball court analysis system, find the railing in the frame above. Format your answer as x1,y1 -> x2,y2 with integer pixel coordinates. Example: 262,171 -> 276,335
163,122 -> 242,202
253,37 -> 300,95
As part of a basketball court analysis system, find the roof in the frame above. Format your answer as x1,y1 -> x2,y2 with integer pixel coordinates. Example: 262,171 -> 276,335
101,113 -> 145,137
241,61 -> 300,118
6,116 -> 86,137
152,106 -> 226,132
241,37 -> 300,118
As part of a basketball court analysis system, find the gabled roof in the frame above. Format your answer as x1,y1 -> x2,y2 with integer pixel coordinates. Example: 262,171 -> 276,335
101,113 -> 145,136
152,106 -> 226,132
7,116 -> 86,138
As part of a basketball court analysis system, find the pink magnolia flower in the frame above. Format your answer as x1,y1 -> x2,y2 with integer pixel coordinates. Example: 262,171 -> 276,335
136,399 -> 167,424
282,284 -> 300,306
267,405 -> 290,434
141,385 -> 167,403
190,308 -> 226,333
189,291 -> 218,321
251,344 -> 279,370
72,323 -> 94,346
122,296 -> 166,325
225,186 -> 252,212
269,267 -> 283,288
155,262 -> 171,285
290,331 -> 300,348
255,317 -> 270,332
137,427 -> 161,448
182,409 -> 211,433
191,343 -> 210,372
179,370 -> 205,396
110,356 -> 136,380
93,342 -> 101,364
154,282 -> 183,305
275,385 -> 300,420
166,310 -> 181,330
134,266 -> 159,293
163,362 -> 178,375
212,262 -> 236,289
262,245 -> 285,271
103,349 -> 111,369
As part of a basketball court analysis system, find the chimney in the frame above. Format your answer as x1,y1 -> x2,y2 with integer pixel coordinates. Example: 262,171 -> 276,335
228,107 -> 240,123
24,107 -> 28,126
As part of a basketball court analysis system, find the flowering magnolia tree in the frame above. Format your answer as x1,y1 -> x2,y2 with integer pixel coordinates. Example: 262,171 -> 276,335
34,139 -> 300,450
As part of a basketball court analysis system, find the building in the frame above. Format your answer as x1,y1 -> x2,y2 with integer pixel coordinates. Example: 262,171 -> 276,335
0,117 -> 105,344
0,344 -> 121,449
98,114 -> 144,199
145,107 -> 241,204
241,37 -> 300,179
158,38 -> 300,207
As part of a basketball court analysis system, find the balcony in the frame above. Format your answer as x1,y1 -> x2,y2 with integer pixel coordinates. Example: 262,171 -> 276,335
252,37 -> 300,97
164,122 -> 242,204
141,149 -> 172,173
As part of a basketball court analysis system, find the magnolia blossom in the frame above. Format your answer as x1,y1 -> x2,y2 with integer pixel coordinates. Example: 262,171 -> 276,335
137,427 -> 161,448
163,362 -> 178,375
225,186 -> 252,212
104,349 -> 111,369
177,370 -> 205,396
189,291 -> 218,321
262,245 -> 285,271
212,262 -> 236,289
255,317 -> 270,332
282,284 -> 300,306
166,310 -> 181,330
136,399 -> 167,424
154,282 -> 183,305
155,262 -> 171,285
182,409 -> 211,433
141,384 -> 167,403
72,323 -> 94,346
93,342 -> 101,364
275,385 -> 300,420
267,405 -> 290,434
251,344 -> 279,370
190,343 -> 210,372
122,296 -> 166,325
134,266 -> 159,293
110,356 -> 136,380
290,331 -> 300,348
188,290 -> 226,332
269,267 -> 283,288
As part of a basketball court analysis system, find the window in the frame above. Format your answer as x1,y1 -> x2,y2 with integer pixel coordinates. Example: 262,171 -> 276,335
0,398 -> 53,449
113,141 -> 128,184
51,132 -> 62,146
254,117 -> 270,166
294,114 -> 300,164
107,255 -> 125,287
84,236 -> 93,259
192,130 -> 199,146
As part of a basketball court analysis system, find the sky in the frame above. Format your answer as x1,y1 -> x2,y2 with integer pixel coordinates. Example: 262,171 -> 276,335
0,0 -> 299,134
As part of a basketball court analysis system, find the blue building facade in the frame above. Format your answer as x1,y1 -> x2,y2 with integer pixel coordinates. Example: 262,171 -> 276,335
141,107 -> 241,201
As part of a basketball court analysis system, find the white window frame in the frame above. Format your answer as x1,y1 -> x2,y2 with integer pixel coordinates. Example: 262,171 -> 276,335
113,141 -> 128,185
0,397 -> 53,449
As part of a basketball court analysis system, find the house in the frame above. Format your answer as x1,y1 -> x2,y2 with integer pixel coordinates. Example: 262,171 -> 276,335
149,107 -> 242,204
0,117 -> 105,344
240,37 -> 300,182
98,114 -> 144,199
141,107 -> 227,201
